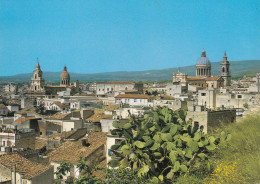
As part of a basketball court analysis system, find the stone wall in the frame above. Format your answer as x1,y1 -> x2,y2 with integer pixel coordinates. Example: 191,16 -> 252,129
186,110 -> 236,133
207,110 -> 236,132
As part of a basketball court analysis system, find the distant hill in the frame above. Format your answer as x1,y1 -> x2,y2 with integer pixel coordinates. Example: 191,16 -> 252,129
0,60 -> 259,83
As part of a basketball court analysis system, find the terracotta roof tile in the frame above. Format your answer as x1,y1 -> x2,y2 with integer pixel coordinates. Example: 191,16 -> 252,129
0,153 -> 51,180
187,76 -> 205,81
0,104 -> 7,109
206,76 -> 220,81
48,132 -> 107,164
54,102 -> 70,109
15,117 -> 38,123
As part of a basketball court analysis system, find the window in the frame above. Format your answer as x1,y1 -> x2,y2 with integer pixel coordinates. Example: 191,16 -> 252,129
201,93 -> 206,96
107,88 -> 109,91
237,95 -> 242,99
111,88 -> 113,91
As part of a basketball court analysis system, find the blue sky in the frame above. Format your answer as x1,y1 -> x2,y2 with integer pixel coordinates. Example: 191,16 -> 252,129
0,0 -> 259,76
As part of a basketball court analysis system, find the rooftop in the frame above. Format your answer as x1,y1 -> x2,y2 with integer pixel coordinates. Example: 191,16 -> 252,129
97,81 -> 134,85
47,132 -> 107,164
115,94 -> 150,99
15,116 -> 39,123
53,102 -> 70,109
0,153 -> 51,180
0,104 -> 7,109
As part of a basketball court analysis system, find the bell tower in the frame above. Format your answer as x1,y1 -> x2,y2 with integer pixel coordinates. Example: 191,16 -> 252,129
220,50 -> 231,87
30,58 -> 45,92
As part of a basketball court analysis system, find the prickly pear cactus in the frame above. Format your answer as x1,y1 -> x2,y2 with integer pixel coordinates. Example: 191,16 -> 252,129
109,107 -> 231,183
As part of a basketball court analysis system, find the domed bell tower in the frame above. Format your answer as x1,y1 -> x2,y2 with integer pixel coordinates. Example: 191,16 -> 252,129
220,50 -> 231,87
60,65 -> 70,86
196,49 -> 211,77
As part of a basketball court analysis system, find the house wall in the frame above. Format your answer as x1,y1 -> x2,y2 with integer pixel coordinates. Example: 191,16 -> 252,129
6,106 -> 19,113
197,90 -> 216,108
0,133 -> 15,147
29,166 -> 54,184
62,120 -> 83,132
115,98 -> 148,107
100,119 -> 129,134
85,145 -> 106,168
152,100 -> 187,111
0,164 -> 11,182
84,122 -> 101,132
96,83 -> 135,95
115,108 -> 145,119
51,162 -> 71,180
0,109 -> 8,116
166,83 -> 187,96
216,93 -> 251,108
38,120 -> 61,137
106,136 -> 125,165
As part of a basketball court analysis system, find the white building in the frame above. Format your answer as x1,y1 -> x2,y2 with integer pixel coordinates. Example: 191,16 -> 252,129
96,82 -> 135,96
166,82 -> 188,97
115,94 -> 150,107
6,105 -> 20,112
197,90 -> 216,109
3,83 -> 17,93
106,135 -> 125,165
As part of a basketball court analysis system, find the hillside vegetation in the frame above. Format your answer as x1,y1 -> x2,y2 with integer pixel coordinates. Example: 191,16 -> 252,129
177,113 -> 260,184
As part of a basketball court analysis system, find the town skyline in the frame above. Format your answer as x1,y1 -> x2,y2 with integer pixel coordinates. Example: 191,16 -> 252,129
1,0 -> 260,76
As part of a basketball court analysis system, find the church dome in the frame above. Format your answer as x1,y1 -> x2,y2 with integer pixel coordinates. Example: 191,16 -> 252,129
60,65 -> 70,79
196,49 -> 211,65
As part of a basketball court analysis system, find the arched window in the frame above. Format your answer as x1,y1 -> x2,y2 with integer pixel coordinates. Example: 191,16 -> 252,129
35,74 -> 37,79
227,67 -> 229,73
222,67 -> 225,72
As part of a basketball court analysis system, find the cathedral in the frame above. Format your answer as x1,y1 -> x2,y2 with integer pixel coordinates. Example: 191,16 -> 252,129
30,58 -> 45,93
173,49 -> 231,89
28,58 -> 78,97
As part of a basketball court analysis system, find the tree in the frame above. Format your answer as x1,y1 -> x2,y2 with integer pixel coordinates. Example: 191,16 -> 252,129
55,158 -> 141,184
55,158 -> 102,184
108,107 -> 231,183
243,103 -> 248,109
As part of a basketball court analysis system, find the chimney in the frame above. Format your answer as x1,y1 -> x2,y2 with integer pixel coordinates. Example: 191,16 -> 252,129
82,138 -> 90,147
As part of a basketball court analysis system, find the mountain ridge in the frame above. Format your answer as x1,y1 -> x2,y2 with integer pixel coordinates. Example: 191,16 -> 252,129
0,60 -> 259,82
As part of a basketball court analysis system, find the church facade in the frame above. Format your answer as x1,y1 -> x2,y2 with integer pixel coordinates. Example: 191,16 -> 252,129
173,49 -> 231,90
27,58 -> 78,97
30,58 -> 45,93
